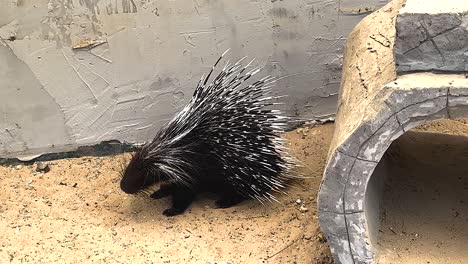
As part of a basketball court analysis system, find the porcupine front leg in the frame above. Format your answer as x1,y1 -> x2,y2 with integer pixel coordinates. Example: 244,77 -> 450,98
215,192 -> 247,208
162,186 -> 196,217
150,182 -> 175,199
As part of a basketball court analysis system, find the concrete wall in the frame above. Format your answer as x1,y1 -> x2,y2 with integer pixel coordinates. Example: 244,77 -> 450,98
0,0 -> 389,158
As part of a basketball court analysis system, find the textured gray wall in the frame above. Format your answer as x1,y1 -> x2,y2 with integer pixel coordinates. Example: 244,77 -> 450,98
0,0 -> 389,158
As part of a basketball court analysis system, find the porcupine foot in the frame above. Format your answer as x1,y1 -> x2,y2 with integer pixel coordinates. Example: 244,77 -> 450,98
162,187 -> 196,217
215,193 -> 246,208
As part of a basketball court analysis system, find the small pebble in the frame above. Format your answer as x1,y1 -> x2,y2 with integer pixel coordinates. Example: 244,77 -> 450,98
317,233 -> 326,243
296,199 -> 302,204
299,204 -> 308,212
35,162 -> 50,173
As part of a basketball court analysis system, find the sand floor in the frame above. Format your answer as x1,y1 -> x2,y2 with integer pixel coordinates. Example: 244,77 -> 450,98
0,124 -> 334,264
1,119 -> 468,264
377,119 -> 468,264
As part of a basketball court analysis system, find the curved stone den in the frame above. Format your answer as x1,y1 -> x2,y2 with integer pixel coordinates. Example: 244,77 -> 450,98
318,73 -> 468,263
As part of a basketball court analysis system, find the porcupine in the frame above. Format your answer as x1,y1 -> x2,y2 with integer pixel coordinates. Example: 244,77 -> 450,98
119,50 -> 296,216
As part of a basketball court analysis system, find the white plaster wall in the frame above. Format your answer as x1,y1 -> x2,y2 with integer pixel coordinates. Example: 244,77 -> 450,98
0,0 -> 389,158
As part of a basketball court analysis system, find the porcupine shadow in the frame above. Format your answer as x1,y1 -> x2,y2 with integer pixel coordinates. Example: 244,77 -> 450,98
125,191 -> 279,222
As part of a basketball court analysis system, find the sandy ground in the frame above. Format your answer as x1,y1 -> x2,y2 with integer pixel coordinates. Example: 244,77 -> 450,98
0,124 -> 334,264
2,119 -> 468,264
377,119 -> 468,264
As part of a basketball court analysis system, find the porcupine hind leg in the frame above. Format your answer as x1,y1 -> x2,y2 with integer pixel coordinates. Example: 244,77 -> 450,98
215,192 -> 247,208
150,182 -> 175,199
162,186 -> 196,217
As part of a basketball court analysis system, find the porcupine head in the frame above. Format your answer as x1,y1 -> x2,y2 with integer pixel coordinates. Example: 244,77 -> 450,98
119,148 -> 158,195
119,51 -> 297,217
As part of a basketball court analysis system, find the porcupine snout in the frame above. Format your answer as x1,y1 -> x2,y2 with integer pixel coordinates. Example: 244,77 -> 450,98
120,176 -> 140,194
119,161 -> 148,194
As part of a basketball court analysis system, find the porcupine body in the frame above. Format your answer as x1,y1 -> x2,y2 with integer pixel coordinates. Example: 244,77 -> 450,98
119,51 -> 296,216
